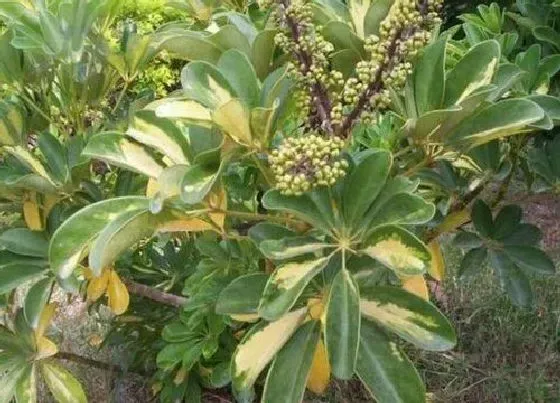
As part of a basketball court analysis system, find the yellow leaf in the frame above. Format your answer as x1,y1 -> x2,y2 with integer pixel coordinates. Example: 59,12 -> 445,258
174,367 -> 187,385
159,218 -> 214,233
427,240 -> 445,281
35,303 -> 56,339
306,339 -> 330,395
146,177 -> 159,198
87,334 -> 104,347
207,188 -> 227,230
307,298 -> 324,321
107,270 -> 130,315
401,275 -> 429,301
42,194 -> 59,220
35,336 -> 58,359
434,209 -> 470,235
87,268 -> 110,302
230,313 -> 260,323
23,193 -> 42,230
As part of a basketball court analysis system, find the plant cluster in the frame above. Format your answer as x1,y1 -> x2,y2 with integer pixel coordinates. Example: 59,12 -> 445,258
0,0 -> 558,402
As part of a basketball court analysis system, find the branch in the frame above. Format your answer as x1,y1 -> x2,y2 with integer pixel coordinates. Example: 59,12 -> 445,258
124,279 -> 187,308
55,351 -> 147,376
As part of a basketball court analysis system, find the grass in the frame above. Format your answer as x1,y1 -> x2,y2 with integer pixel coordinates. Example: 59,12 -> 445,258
415,243 -> 560,403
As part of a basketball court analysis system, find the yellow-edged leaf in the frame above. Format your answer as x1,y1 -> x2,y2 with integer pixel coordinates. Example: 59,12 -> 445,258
35,336 -> 58,359
23,193 -> 43,230
427,240 -> 445,281
213,99 -> 253,146
86,268 -> 110,302
232,307 -> 307,391
306,339 -> 331,395
107,270 -> 130,315
35,303 -> 56,339
401,275 -> 429,301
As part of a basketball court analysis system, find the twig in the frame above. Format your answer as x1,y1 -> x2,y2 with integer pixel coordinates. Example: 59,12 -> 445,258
55,351 -> 147,376
123,279 -> 187,308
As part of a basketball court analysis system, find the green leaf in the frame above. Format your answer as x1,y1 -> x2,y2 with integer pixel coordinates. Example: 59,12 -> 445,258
367,193 -> 435,229
363,0 -> 394,36
88,208 -> 165,273
492,205 -> 522,240
231,308 -> 307,392
446,99 -> 544,149
458,247 -> 487,278
252,30 -> 277,80
360,287 -> 456,351
159,31 -> 222,64
49,197 -> 150,278
259,237 -> 332,260
0,229 -> 48,258
24,278 -> 53,329
347,0 -> 371,38
0,100 -> 24,147
323,21 -> 365,56
262,190 -> 334,233
127,111 -> 189,165
216,273 -> 269,315
14,364 -> 36,403
259,257 -> 331,321
261,321 -> 320,403
217,49 -> 260,108
414,38 -> 447,115
41,362 -> 87,403
454,231 -> 483,249
502,224 -> 542,246
181,61 -> 235,109
503,246 -> 555,275
325,269 -> 360,380
471,200 -> 493,238
343,150 -> 392,229
37,132 -> 69,184
248,223 -> 296,245
0,265 -> 45,295
362,226 -> 431,276
527,95 -> 560,125
489,250 -> 533,307
83,132 -> 164,178
356,320 -> 425,403
533,25 -> 560,50
444,40 -> 500,106
181,162 -> 220,204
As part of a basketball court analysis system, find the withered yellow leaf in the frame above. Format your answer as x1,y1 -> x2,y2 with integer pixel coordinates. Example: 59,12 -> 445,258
87,268 -> 110,302
23,194 -> 42,230
35,303 -> 56,339
306,339 -> 330,395
35,336 -> 58,359
427,240 -> 445,281
107,270 -> 130,315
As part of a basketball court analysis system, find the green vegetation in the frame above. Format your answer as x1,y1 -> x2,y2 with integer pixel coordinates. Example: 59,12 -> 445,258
0,1 -> 559,402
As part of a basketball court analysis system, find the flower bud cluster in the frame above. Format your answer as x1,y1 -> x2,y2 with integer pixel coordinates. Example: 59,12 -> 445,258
269,135 -> 348,195
341,0 -> 442,122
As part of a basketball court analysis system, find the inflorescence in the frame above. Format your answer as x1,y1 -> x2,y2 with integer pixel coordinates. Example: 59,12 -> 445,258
269,135 -> 348,195
265,0 -> 442,195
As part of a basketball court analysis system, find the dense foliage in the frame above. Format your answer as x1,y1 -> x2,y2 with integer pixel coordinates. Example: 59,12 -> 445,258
0,0 -> 558,402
